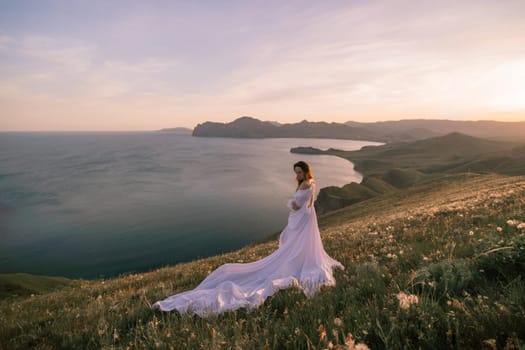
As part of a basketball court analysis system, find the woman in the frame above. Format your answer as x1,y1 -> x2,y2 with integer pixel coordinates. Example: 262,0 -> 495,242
153,161 -> 344,316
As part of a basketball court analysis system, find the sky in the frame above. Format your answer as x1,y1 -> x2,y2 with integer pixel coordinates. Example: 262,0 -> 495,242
1,0 -> 524,131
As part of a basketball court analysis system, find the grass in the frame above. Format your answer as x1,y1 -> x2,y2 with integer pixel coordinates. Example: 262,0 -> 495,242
0,273 -> 71,299
1,173 -> 525,349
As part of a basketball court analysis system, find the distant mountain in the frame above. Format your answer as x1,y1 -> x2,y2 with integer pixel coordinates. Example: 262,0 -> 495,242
344,119 -> 525,142
156,127 -> 192,134
192,117 -> 280,138
192,116 -> 382,141
192,116 -> 525,142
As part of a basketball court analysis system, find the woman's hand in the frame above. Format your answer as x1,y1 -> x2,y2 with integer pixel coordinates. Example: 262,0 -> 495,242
291,201 -> 300,210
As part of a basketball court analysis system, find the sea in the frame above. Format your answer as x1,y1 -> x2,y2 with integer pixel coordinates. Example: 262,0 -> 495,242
0,132 -> 380,279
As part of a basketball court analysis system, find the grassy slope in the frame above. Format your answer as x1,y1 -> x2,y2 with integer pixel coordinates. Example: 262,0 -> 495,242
0,273 -> 71,299
1,173 -> 524,349
340,132 -> 522,176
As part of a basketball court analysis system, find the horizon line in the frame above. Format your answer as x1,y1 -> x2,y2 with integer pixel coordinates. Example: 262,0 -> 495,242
2,116 -> 525,132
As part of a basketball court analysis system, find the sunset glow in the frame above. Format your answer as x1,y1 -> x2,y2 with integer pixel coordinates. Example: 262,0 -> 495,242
1,0 -> 524,131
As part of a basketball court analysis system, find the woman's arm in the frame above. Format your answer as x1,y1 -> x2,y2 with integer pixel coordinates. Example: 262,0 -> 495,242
307,182 -> 316,208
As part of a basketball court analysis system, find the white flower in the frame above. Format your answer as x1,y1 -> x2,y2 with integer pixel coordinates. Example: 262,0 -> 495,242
507,219 -> 520,226
396,292 -> 419,310
355,344 -> 371,350
517,222 -> 525,230
496,227 -> 503,232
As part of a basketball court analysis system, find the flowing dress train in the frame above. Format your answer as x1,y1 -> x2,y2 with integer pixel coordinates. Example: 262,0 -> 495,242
152,185 -> 344,316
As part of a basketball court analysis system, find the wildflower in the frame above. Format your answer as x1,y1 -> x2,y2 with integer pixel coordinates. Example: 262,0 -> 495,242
496,227 -> 503,232
334,317 -> 343,327
468,230 -> 474,236
355,344 -> 370,350
518,223 -> 525,230
344,333 -> 355,349
483,339 -> 496,350
448,299 -> 465,311
396,292 -> 419,310
506,219 -> 520,226
318,324 -> 327,341
149,315 -> 160,329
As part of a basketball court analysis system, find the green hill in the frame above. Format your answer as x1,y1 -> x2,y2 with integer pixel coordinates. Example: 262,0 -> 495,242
342,132 -> 518,176
1,173 -> 524,349
381,168 -> 425,188
0,273 -> 71,299
315,176 -> 398,214
360,176 -> 397,194
295,132 -> 525,213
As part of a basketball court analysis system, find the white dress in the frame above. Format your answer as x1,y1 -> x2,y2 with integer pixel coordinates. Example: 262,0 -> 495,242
152,184 -> 344,316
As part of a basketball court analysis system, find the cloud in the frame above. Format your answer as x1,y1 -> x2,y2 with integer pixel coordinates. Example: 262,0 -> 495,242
215,0 -> 525,118
0,33 -> 185,102
1,0 -> 525,130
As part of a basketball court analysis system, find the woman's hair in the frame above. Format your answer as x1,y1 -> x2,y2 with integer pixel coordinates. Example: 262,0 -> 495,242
293,160 -> 314,185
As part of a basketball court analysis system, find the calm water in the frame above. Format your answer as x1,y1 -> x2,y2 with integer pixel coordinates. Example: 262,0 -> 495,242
0,132 -> 380,278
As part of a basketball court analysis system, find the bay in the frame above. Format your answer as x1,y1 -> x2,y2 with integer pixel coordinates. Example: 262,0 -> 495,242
0,132 -> 380,278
